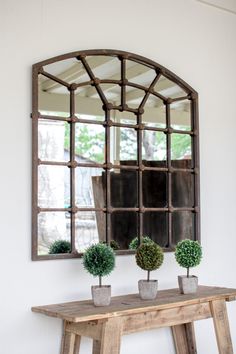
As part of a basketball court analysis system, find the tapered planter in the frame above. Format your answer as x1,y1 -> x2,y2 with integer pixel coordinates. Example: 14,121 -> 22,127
138,280 -> 158,300
178,275 -> 198,294
91,285 -> 111,306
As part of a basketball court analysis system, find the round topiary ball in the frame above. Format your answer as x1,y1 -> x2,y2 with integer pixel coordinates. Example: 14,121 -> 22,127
129,236 -> 154,250
175,239 -> 202,269
136,242 -> 164,271
48,240 -> 71,254
83,243 -> 115,277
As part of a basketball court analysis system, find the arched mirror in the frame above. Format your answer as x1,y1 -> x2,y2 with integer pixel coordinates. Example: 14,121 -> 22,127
32,49 -> 200,260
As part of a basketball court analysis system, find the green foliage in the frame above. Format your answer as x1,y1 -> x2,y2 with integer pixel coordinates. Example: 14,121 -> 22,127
101,240 -> 120,250
48,240 -> 71,254
83,243 -> 115,278
136,242 -> 164,272
175,239 -> 202,274
129,236 -> 154,250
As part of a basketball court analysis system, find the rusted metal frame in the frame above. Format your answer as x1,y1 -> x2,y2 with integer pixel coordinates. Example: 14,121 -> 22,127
32,66 -> 39,260
79,57 -> 108,106
35,253 -> 80,261
38,206 -> 194,213
166,102 -> 172,248
171,128 -> 194,135
73,80 -> 93,89
137,112 -> 143,244
120,57 -> 126,109
105,111 -> 111,244
139,71 -> 162,110
127,81 -> 166,102
39,70 -> 70,89
191,96 -> 200,242
38,114 -> 71,122
143,126 -> 168,133
34,50 -> 196,95
112,105 -> 138,114
69,88 -> 76,253
170,95 -> 189,103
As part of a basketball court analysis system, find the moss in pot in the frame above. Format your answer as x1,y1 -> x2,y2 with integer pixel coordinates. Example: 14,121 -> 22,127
175,239 -> 202,294
136,242 -> 164,300
83,243 -> 115,306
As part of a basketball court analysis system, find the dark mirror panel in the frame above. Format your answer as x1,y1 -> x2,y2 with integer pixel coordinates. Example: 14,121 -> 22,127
143,212 -> 168,248
172,211 -> 195,246
32,50 -> 199,260
110,212 -> 138,250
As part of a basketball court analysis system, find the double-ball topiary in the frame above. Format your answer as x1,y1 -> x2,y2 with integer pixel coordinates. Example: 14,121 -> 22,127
83,243 -> 115,287
136,242 -> 164,281
175,239 -> 202,277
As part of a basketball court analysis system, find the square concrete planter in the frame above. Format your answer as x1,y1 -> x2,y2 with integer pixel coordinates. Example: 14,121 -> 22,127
91,285 -> 111,306
178,275 -> 198,294
138,280 -> 158,300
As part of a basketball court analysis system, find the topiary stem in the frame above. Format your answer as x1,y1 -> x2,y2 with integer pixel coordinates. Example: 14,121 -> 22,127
187,268 -> 189,278
99,276 -> 102,287
147,270 -> 150,282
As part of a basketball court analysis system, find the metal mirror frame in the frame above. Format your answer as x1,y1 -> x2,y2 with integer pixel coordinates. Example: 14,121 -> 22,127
32,49 -> 200,260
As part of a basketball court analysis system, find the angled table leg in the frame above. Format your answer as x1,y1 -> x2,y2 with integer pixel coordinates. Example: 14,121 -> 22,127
61,321 -> 81,354
92,340 -> 101,354
99,318 -> 123,354
211,300 -> 233,354
172,322 -> 197,354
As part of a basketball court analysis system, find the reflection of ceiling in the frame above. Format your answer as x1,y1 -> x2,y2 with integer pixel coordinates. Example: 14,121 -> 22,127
39,56 -> 188,111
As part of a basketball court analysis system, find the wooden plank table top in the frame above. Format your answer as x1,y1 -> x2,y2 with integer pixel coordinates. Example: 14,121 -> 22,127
31,285 -> 236,323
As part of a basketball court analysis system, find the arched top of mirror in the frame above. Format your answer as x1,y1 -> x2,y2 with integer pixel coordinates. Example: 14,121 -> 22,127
32,49 -> 199,260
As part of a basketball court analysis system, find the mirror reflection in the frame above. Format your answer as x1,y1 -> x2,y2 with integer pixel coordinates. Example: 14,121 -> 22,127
34,50 -> 199,258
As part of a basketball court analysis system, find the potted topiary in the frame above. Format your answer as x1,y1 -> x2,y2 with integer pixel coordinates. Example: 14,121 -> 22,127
129,235 -> 154,250
175,239 -> 202,294
136,242 -> 164,300
83,243 -> 115,306
48,240 -> 71,254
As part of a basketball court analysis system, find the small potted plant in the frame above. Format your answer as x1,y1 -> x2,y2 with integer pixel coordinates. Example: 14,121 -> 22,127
136,242 -> 164,300
129,235 -> 154,250
48,240 -> 71,254
83,243 -> 115,306
175,239 -> 202,294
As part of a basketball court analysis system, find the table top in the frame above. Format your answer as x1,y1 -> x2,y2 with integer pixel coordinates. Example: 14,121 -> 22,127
31,286 -> 236,323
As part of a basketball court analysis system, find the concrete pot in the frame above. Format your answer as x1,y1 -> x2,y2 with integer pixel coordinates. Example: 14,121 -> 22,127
138,280 -> 158,300
178,275 -> 198,294
91,285 -> 111,306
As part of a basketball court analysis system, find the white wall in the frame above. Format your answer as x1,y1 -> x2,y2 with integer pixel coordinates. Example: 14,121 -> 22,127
1,0 -> 236,353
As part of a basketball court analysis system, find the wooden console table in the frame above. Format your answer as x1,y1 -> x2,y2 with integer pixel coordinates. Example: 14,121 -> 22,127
32,286 -> 236,354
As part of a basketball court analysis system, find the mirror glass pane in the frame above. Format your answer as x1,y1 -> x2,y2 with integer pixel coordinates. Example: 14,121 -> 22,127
111,212 -> 138,250
171,133 -> 192,168
172,172 -> 194,208
38,74 -> 70,118
142,95 -> 166,129
75,86 -> 105,119
154,75 -> 187,99
75,167 -> 105,208
143,171 -> 167,207
111,126 -> 137,165
75,123 -> 105,164
172,211 -> 194,245
75,211 -> 104,253
142,130 -> 166,163
170,99 -> 191,131
111,110 -> 137,126
111,170 -> 138,208
126,60 -> 156,87
38,212 -> 71,255
143,212 -> 168,247
38,119 -> 69,162
38,165 -> 69,208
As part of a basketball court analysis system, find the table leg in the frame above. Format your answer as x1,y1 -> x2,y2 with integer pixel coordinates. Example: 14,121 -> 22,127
99,318 -> 123,354
172,322 -> 197,354
210,299 -> 233,354
61,321 -> 81,354
92,340 -> 101,354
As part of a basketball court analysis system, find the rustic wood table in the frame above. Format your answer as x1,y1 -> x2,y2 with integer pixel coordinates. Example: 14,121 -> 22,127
32,286 -> 236,354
